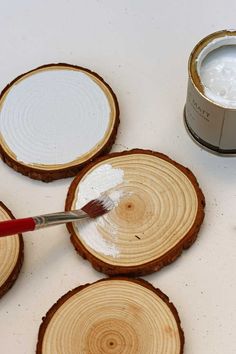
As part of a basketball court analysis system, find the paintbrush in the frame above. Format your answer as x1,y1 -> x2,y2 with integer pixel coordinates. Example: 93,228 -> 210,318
0,195 -> 114,237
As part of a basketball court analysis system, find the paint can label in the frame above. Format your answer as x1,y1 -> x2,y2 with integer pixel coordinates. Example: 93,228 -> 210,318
185,30 -> 236,154
185,79 -> 225,149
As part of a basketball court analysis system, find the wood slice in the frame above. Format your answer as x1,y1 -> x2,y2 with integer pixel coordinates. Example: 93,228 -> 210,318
37,277 -> 184,354
0,202 -> 23,298
0,64 -> 119,182
66,149 -> 205,275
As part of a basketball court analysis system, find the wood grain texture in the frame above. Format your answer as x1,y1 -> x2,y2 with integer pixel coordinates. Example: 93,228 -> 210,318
0,201 -> 24,298
36,277 -> 184,354
65,149 -> 205,276
0,63 -> 119,182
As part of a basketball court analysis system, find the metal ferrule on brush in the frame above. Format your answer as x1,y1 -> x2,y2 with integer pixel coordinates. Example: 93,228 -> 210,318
33,210 -> 88,229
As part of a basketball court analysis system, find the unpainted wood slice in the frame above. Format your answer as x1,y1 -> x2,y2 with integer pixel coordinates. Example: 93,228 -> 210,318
37,278 -> 184,354
0,202 -> 23,298
0,64 -> 119,182
66,149 -> 205,275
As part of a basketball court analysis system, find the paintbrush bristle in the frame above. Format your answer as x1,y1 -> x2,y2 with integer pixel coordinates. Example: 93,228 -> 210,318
81,195 -> 115,218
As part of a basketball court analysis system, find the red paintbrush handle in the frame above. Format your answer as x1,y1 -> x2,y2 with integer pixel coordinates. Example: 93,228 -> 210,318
0,217 -> 36,237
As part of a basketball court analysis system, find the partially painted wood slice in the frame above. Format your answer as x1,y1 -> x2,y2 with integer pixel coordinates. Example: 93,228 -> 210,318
37,278 -> 184,354
66,149 -> 205,275
0,202 -> 23,298
0,64 -> 119,182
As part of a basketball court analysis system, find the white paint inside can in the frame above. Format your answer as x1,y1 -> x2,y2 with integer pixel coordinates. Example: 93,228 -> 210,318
197,36 -> 236,108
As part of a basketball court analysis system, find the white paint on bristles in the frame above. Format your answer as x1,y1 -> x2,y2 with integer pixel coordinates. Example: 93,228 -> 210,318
76,164 -> 124,208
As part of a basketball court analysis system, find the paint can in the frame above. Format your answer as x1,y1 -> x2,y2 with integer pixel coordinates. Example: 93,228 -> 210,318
184,29 -> 236,155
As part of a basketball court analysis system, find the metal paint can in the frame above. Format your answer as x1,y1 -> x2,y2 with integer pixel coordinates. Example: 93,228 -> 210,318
184,29 -> 236,155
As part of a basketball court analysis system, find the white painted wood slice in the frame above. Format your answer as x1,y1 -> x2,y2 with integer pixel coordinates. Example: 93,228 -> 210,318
66,149 -> 205,275
0,202 -> 23,298
0,64 -> 119,181
37,278 -> 184,354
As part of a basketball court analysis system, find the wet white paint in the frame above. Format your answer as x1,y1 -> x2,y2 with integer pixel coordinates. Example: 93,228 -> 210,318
200,45 -> 236,108
197,35 -> 236,108
75,164 -> 125,257
76,164 -> 125,208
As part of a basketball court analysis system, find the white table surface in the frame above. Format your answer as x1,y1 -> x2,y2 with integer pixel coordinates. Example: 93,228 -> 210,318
0,1 -> 236,353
